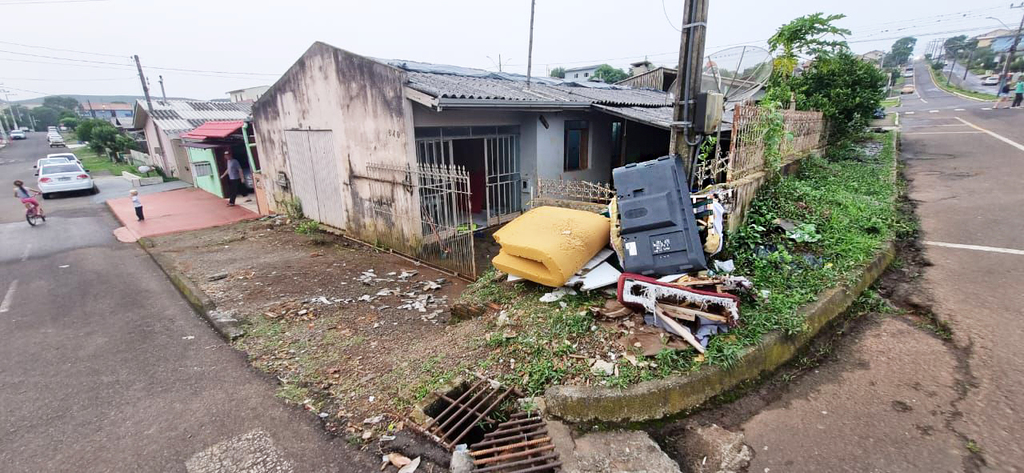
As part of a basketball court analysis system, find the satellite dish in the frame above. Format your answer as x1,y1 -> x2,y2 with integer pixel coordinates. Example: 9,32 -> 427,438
702,45 -> 773,103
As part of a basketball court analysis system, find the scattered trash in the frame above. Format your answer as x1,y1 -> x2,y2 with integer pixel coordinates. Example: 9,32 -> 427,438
363,414 -> 385,424
713,259 -> 735,274
590,358 -> 617,376
539,287 -> 576,303
565,260 -> 621,291
495,310 -> 510,327
396,457 -> 420,473
450,445 -> 474,473
362,430 -> 373,440
182,335 -> 195,340
386,452 -> 412,468
318,412 -> 329,418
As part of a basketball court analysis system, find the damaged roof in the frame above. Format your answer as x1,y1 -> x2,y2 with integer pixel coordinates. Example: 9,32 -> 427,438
134,99 -> 252,134
392,61 -> 672,108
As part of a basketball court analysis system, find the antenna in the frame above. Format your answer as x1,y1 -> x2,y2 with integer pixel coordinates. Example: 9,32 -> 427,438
701,45 -> 773,103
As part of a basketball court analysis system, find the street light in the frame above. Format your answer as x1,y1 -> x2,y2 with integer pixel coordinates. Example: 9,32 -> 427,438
987,16 -> 1012,30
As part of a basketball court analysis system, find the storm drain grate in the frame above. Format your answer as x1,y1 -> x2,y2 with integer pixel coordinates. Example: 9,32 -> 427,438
416,374 -> 519,450
468,412 -> 561,473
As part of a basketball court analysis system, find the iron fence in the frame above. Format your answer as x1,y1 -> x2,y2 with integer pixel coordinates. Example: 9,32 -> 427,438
727,104 -> 825,181
360,161 -> 476,279
529,178 -> 615,213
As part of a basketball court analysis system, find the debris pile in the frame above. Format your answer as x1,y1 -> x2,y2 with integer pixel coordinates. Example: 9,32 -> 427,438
491,155 -> 752,359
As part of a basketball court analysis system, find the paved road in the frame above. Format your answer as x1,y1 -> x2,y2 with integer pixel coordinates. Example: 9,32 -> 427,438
942,62 -> 994,95
0,133 -> 374,472
688,60 -> 1024,471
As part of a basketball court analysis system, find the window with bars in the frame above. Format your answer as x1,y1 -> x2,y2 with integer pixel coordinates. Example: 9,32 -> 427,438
564,120 -> 589,171
193,161 -> 213,177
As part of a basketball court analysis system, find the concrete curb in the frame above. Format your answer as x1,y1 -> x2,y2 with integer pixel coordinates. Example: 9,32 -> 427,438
544,241 -> 895,423
927,64 -> 992,103
137,237 -> 245,340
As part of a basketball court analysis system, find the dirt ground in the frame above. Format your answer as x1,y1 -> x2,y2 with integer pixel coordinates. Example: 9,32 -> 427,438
148,218 -> 497,441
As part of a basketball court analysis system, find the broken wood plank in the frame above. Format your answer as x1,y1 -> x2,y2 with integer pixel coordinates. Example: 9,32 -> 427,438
657,301 -> 729,323
653,307 -> 704,353
655,302 -> 696,321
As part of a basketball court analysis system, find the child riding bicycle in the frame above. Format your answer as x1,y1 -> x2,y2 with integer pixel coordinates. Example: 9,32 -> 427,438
13,180 -> 44,217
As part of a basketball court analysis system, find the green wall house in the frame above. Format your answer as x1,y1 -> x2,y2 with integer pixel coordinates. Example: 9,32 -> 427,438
185,145 -> 225,198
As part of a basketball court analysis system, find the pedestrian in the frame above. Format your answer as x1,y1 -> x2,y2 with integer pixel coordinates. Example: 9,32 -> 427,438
130,189 -> 144,221
219,151 -> 243,206
995,76 -> 1013,109
1013,79 -> 1024,108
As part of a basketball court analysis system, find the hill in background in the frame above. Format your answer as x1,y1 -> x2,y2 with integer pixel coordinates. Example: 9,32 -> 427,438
15,94 -> 201,106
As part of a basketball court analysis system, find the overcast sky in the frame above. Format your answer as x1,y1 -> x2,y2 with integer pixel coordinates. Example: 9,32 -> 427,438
0,0 -> 1020,101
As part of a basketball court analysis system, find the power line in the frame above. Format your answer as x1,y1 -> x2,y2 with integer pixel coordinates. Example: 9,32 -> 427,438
0,39 -> 127,58
0,76 -> 137,81
0,48 -> 278,77
0,0 -> 107,4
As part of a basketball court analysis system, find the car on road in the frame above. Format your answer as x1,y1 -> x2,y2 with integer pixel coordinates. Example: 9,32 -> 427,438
10,130 -> 26,140
37,162 -> 96,199
48,134 -> 66,148
901,84 -> 916,94
982,76 -> 1000,86
903,70 -> 914,78
46,152 -> 82,166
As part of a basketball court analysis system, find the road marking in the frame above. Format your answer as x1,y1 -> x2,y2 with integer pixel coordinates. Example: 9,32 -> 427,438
902,131 -> 984,135
924,241 -> 1024,256
906,124 -> 969,127
919,96 -> 928,103
929,110 -> 939,113
20,244 -> 31,262
0,280 -> 18,313
955,108 -> 965,111
905,111 -> 915,115
954,116 -> 1024,152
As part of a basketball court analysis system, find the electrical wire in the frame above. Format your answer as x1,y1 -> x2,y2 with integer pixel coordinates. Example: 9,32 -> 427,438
0,40 -> 128,58
0,48 -> 278,77
0,76 -> 137,81
662,0 -> 681,32
0,0 -> 107,4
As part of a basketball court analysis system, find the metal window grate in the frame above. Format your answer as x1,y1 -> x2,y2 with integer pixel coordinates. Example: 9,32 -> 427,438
192,161 -> 213,177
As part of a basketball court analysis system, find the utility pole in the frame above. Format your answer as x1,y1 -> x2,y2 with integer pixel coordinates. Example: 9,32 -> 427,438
158,75 -> 168,101
947,47 -> 959,85
1,90 -> 18,130
998,3 -> 1024,91
134,54 -> 154,114
669,0 -> 709,170
963,48 -> 975,80
525,0 -> 536,88
87,99 -> 97,118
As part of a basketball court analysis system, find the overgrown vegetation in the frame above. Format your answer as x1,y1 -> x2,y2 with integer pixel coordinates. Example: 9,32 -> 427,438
76,146 -> 137,176
926,62 -> 998,101
462,133 -> 904,389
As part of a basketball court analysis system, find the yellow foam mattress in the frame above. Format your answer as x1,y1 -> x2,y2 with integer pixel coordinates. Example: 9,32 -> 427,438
491,206 -> 610,287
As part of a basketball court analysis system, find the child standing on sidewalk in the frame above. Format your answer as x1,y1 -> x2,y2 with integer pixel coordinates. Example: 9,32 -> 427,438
130,189 -> 144,221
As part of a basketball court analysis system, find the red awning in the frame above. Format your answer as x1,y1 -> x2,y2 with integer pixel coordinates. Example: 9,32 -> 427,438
180,120 -> 244,140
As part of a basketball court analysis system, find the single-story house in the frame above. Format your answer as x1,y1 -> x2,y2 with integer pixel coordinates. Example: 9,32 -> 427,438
252,42 -> 690,238
131,99 -> 252,184
227,86 -> 271,103
858,50 -> 885,64
563,64 -> 603,82
974,29 -> 1013,49
180,120 -> 266,211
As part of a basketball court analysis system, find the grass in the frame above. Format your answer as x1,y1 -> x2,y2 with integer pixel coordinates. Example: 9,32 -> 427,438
927,64 -> 998,101
463,132 -> 904,390
880,97 -> 900,108
76,146 -> 142,177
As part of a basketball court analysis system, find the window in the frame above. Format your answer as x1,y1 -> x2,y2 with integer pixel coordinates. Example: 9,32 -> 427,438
584,72 -> 589,77
574,73 -> 579,78
193,161 -> 213,177
564,120 -> 589,171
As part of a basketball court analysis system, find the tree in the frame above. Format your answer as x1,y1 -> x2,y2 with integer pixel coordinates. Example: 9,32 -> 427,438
88,123 -> 121,155
42,96 -> 79,112
2,105 -> 31,129
592,64 -> 628,83
768,13 -> 850,76
791,50 -> 886,141
74,118 -> 108,142
60,117 -> 79,129
884,37 -> 917,67
30,106 -> 61,129
550,67 -> 566,78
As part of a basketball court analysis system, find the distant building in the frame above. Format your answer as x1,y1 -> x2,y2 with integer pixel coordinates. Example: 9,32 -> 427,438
629,60 -> 655,77
563,65 -> 602,82
79,102 -> 134,120
616,66 -> 678,92
859,50 -> 885,65
226,86 -> 270,103
974,29 -> 1013,49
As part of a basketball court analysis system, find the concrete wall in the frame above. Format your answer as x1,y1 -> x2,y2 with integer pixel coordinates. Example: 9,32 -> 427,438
140,117 -> 178,177
252,42 -> 416,238
186,147 -> 223,197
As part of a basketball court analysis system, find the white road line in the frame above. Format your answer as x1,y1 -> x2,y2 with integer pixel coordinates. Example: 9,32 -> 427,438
919,97 -> 928,103
954,116 -> 1024,152
905,111 -> 916,115
955,108 -> 965,111
982,107 -> 992,110
924,241 -> 1024,256
20,244 -> 31,262
0,280 -> 18,313
906,124 -> 969,127
902,131 -> 984,135
929,110 -> 939,113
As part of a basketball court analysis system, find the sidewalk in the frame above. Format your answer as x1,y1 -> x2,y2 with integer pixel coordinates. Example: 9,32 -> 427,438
107,187 -> 258,242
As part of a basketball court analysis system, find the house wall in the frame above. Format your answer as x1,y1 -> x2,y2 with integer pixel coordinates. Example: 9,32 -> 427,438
186,147 -> 223,197
141,118 -> 174,174
252,42 -> 416,238
565,67 -> 599,82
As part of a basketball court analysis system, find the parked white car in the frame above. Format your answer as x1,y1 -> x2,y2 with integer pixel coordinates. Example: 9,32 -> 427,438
10,130 -> 26,140
982,76 -> 1000,86
46,152 -> 82,166
37,162 -> 96,198
35,157 -> 76,175
47,134 -> 66,148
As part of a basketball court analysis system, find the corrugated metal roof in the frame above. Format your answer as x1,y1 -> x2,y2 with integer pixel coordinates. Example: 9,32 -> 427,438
404,71 -> 671,107
593,104 -> 734,131
139,99 -> 252,134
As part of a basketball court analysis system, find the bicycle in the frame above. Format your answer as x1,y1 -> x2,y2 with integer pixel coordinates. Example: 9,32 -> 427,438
25,192 -> 46,226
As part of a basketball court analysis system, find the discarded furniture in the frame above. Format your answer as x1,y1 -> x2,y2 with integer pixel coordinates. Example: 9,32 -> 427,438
492,206 -> 610,287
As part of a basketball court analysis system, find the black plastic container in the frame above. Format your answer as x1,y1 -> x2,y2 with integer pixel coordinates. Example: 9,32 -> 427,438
613,155 -> 707,276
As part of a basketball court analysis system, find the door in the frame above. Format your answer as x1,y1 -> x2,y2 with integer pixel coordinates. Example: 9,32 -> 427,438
284,130 -> 343,228
170,139 -> 194,184
485,135 -> 522,226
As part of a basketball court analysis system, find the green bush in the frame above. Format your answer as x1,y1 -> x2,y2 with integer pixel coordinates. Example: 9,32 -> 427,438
789,51 -> 887,142
295,219 -> 320,236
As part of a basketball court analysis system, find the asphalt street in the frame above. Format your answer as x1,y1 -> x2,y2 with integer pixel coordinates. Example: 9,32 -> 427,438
726,60 -> 1024,472
0,134 -> 375,472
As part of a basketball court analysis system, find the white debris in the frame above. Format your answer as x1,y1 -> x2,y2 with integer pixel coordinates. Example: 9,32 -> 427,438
363,414 -> 385,424
539,287 -> 576,303
590,359 -> 616,376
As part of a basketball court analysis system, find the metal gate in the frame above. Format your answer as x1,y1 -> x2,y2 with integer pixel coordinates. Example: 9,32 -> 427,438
364,161 -> 476,278
484,135 -> 522,226
284,130 -> 344,228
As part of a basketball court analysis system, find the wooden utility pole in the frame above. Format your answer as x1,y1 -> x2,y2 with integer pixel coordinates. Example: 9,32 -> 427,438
998,4 -> 1024,91
526,0 -> 536,88
134,54 -> 154,114
159,75 -> 168,101
669,0 -> 709,169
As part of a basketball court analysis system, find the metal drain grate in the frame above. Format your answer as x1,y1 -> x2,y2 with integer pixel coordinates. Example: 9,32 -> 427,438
415,374 -> 519,450
468,412 -> 561,473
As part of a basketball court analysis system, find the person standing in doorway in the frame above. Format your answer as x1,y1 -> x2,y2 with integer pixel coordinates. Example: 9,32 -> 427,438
1013,79 -> 1024,108
219,151 -> 243,206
